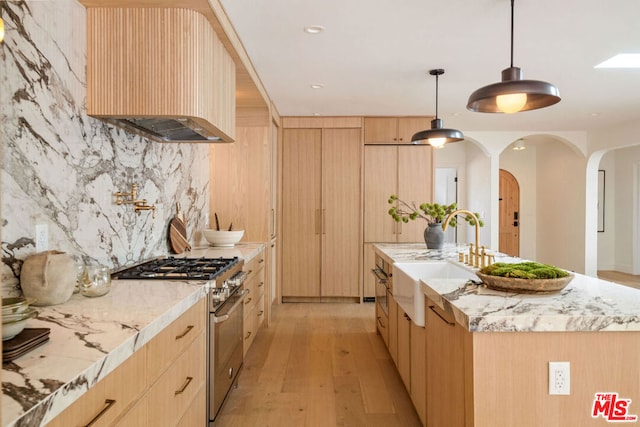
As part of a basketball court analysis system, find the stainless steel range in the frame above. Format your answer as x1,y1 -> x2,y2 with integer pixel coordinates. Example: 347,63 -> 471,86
112,256 -> 248,426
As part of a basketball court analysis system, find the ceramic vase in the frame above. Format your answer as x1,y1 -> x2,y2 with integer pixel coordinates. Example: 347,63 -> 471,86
20,250 -> 76,306
424,223 -> 445,250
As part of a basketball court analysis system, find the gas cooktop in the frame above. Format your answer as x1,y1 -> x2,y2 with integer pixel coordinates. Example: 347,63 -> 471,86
112,256 -> 240,281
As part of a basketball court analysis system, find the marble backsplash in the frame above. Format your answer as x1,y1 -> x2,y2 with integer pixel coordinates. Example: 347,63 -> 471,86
0,1 -> 211,297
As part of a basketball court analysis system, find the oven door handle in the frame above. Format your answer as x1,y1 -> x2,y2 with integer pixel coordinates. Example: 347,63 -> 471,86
213,289 -> 249,323
371,268 -> 388,284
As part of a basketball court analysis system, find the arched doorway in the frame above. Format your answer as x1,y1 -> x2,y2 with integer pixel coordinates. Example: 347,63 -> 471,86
499,169 -> 520,257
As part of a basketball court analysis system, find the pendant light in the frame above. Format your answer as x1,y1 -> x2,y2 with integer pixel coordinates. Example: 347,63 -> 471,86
411,69 -> 464,148
466,0 -> 560,114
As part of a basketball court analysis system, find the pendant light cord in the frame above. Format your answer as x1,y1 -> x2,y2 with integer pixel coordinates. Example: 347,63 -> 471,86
510,0 -> 515,68
434,73 -> 439,119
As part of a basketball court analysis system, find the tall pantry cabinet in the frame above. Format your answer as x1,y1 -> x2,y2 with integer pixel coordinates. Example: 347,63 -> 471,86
362,118 -> 434,299
281,122 -> 362,300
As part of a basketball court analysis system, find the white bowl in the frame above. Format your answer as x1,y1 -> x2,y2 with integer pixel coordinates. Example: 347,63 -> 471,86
2,297 -> 31,315
203,229 -> 244,247
3,307 -> 37,324
2,308 -> 37,340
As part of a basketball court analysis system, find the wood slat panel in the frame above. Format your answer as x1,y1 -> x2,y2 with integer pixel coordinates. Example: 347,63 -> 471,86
86,8 -> 235,141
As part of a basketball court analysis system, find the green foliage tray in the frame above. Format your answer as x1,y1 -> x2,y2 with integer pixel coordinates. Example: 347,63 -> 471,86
476,272 -> 574,293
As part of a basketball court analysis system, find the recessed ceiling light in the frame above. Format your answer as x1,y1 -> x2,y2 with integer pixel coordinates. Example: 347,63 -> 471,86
313,112 -> 322,116
304,25 -> 325,34
310,84 -> 324,89
595,53 -> 640,68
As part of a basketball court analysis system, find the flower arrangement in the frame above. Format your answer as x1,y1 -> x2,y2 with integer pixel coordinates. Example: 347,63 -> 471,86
387,195 -> 484,227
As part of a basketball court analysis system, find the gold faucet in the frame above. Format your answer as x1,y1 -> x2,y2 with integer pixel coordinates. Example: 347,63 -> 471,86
442,209 -> 482,268
115,183 -> 139,205
134,200 -> 156,218
115,183 -> 156,218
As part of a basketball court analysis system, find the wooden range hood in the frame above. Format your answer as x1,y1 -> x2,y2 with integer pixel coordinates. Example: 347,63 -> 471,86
84,7 -> 236,143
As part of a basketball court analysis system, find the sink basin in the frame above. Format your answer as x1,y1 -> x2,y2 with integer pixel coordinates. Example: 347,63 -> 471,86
393,261 -> 475,326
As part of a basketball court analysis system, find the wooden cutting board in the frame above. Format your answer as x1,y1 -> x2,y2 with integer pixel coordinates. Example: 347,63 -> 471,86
169,203 -> 191,254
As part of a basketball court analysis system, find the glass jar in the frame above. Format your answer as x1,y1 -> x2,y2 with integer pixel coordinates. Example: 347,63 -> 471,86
80,265 -> 111,297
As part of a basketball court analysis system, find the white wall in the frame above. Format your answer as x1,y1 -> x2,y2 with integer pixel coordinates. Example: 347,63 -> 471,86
597,153 -> 616,270
612,146 -> 640,273
434,140 -> 491,247
535,142 -> 586,273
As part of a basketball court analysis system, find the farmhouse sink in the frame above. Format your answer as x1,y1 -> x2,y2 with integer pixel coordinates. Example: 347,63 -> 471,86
393,261 -> 476,326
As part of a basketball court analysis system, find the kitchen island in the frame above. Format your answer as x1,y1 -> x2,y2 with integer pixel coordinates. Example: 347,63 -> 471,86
374,243 -> 640,427
1,243 -> 264,427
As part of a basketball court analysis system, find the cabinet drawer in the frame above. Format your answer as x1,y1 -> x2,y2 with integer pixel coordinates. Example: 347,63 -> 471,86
255,294 -> 265,331
243,303 -> 256,356
147,298 -> 206,382
376,302 -> 389,347
147,332 -> 206,427
177,386 -> 206,427
46,347 -> 147,427
244,251 -> 265,283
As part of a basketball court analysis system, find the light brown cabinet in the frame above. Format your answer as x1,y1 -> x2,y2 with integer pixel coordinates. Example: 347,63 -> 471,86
243,248 -> 266,356
47,299 -> 207,427
364,117 -> 431,144
375,297 -> 389,347
397,308 -> 412,391
425,298 -> 465,427
388,293 -> 399,365
210,125 -> 271,242
281,128 -> 362,299
410,321 -> 426,426
364,145 -> 434,244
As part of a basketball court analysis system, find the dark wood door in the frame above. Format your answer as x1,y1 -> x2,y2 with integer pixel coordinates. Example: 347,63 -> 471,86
499,169 -> 520,257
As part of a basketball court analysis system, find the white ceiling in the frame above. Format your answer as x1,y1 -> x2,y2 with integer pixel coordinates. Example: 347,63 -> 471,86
219,0 -> 640,132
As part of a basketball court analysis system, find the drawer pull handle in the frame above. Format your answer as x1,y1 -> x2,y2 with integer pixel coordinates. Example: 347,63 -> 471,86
245,331 -> 252,340
258,310 -> 264,316
258,281 -> 264,287
175,376 -> 193,395
428,305 -> 455,326
245,297 -> 252,305
175,325 -> 194,340
83,399 -> 116,427
376,316 -> 386,329
259,258 -> 265,263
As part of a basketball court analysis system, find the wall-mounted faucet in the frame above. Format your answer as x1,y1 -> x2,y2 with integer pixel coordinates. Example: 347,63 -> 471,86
115,183 -> 156,218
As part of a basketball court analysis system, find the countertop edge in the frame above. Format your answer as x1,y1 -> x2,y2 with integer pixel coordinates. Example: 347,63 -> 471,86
3,285 -> 207,427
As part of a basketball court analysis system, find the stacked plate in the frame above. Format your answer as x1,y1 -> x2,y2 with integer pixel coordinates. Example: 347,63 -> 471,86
2,297 -> 37,341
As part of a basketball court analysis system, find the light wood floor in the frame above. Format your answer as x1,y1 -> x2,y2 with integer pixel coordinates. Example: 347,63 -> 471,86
598,270 -> 640,290
215,303 -> 422,427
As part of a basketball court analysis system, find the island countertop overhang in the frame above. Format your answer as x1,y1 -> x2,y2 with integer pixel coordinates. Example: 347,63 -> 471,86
374,243 -> 640,333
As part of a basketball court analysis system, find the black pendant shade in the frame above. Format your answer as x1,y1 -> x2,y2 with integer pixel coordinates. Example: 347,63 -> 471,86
466,0 -> 560,114
411,69 -> 464,147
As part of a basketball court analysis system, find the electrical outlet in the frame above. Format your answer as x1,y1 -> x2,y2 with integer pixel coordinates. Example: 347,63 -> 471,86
35,224 -> 48,252
549,361 -> 570,395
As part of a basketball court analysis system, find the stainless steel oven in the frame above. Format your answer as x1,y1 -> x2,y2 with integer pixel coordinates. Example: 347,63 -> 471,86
372,254 -> 391,315
111,256 -> 248,426
209,272 -> 247,425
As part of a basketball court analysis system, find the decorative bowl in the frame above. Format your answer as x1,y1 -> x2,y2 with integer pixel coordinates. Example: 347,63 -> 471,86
476,272 -> 574,294
203,229 -> 244,247
2,308 -> 38,340
2,297 -> 31,315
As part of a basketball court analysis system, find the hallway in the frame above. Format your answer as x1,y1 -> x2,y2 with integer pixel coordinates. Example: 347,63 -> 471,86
215,303 -> 422,427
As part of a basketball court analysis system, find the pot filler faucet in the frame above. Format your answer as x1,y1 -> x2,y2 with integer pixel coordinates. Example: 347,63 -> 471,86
115,183 -> 156,218
442,209 -> 492,268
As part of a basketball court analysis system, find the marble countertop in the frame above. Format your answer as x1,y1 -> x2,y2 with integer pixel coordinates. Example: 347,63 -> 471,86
2,242 -> 265,427
374,243 -> 640,333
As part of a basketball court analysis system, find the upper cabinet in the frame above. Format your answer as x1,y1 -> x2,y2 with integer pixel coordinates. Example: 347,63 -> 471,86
83,7 -> 236,143
364,145 -> 434,243
364,117 -> 432,145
